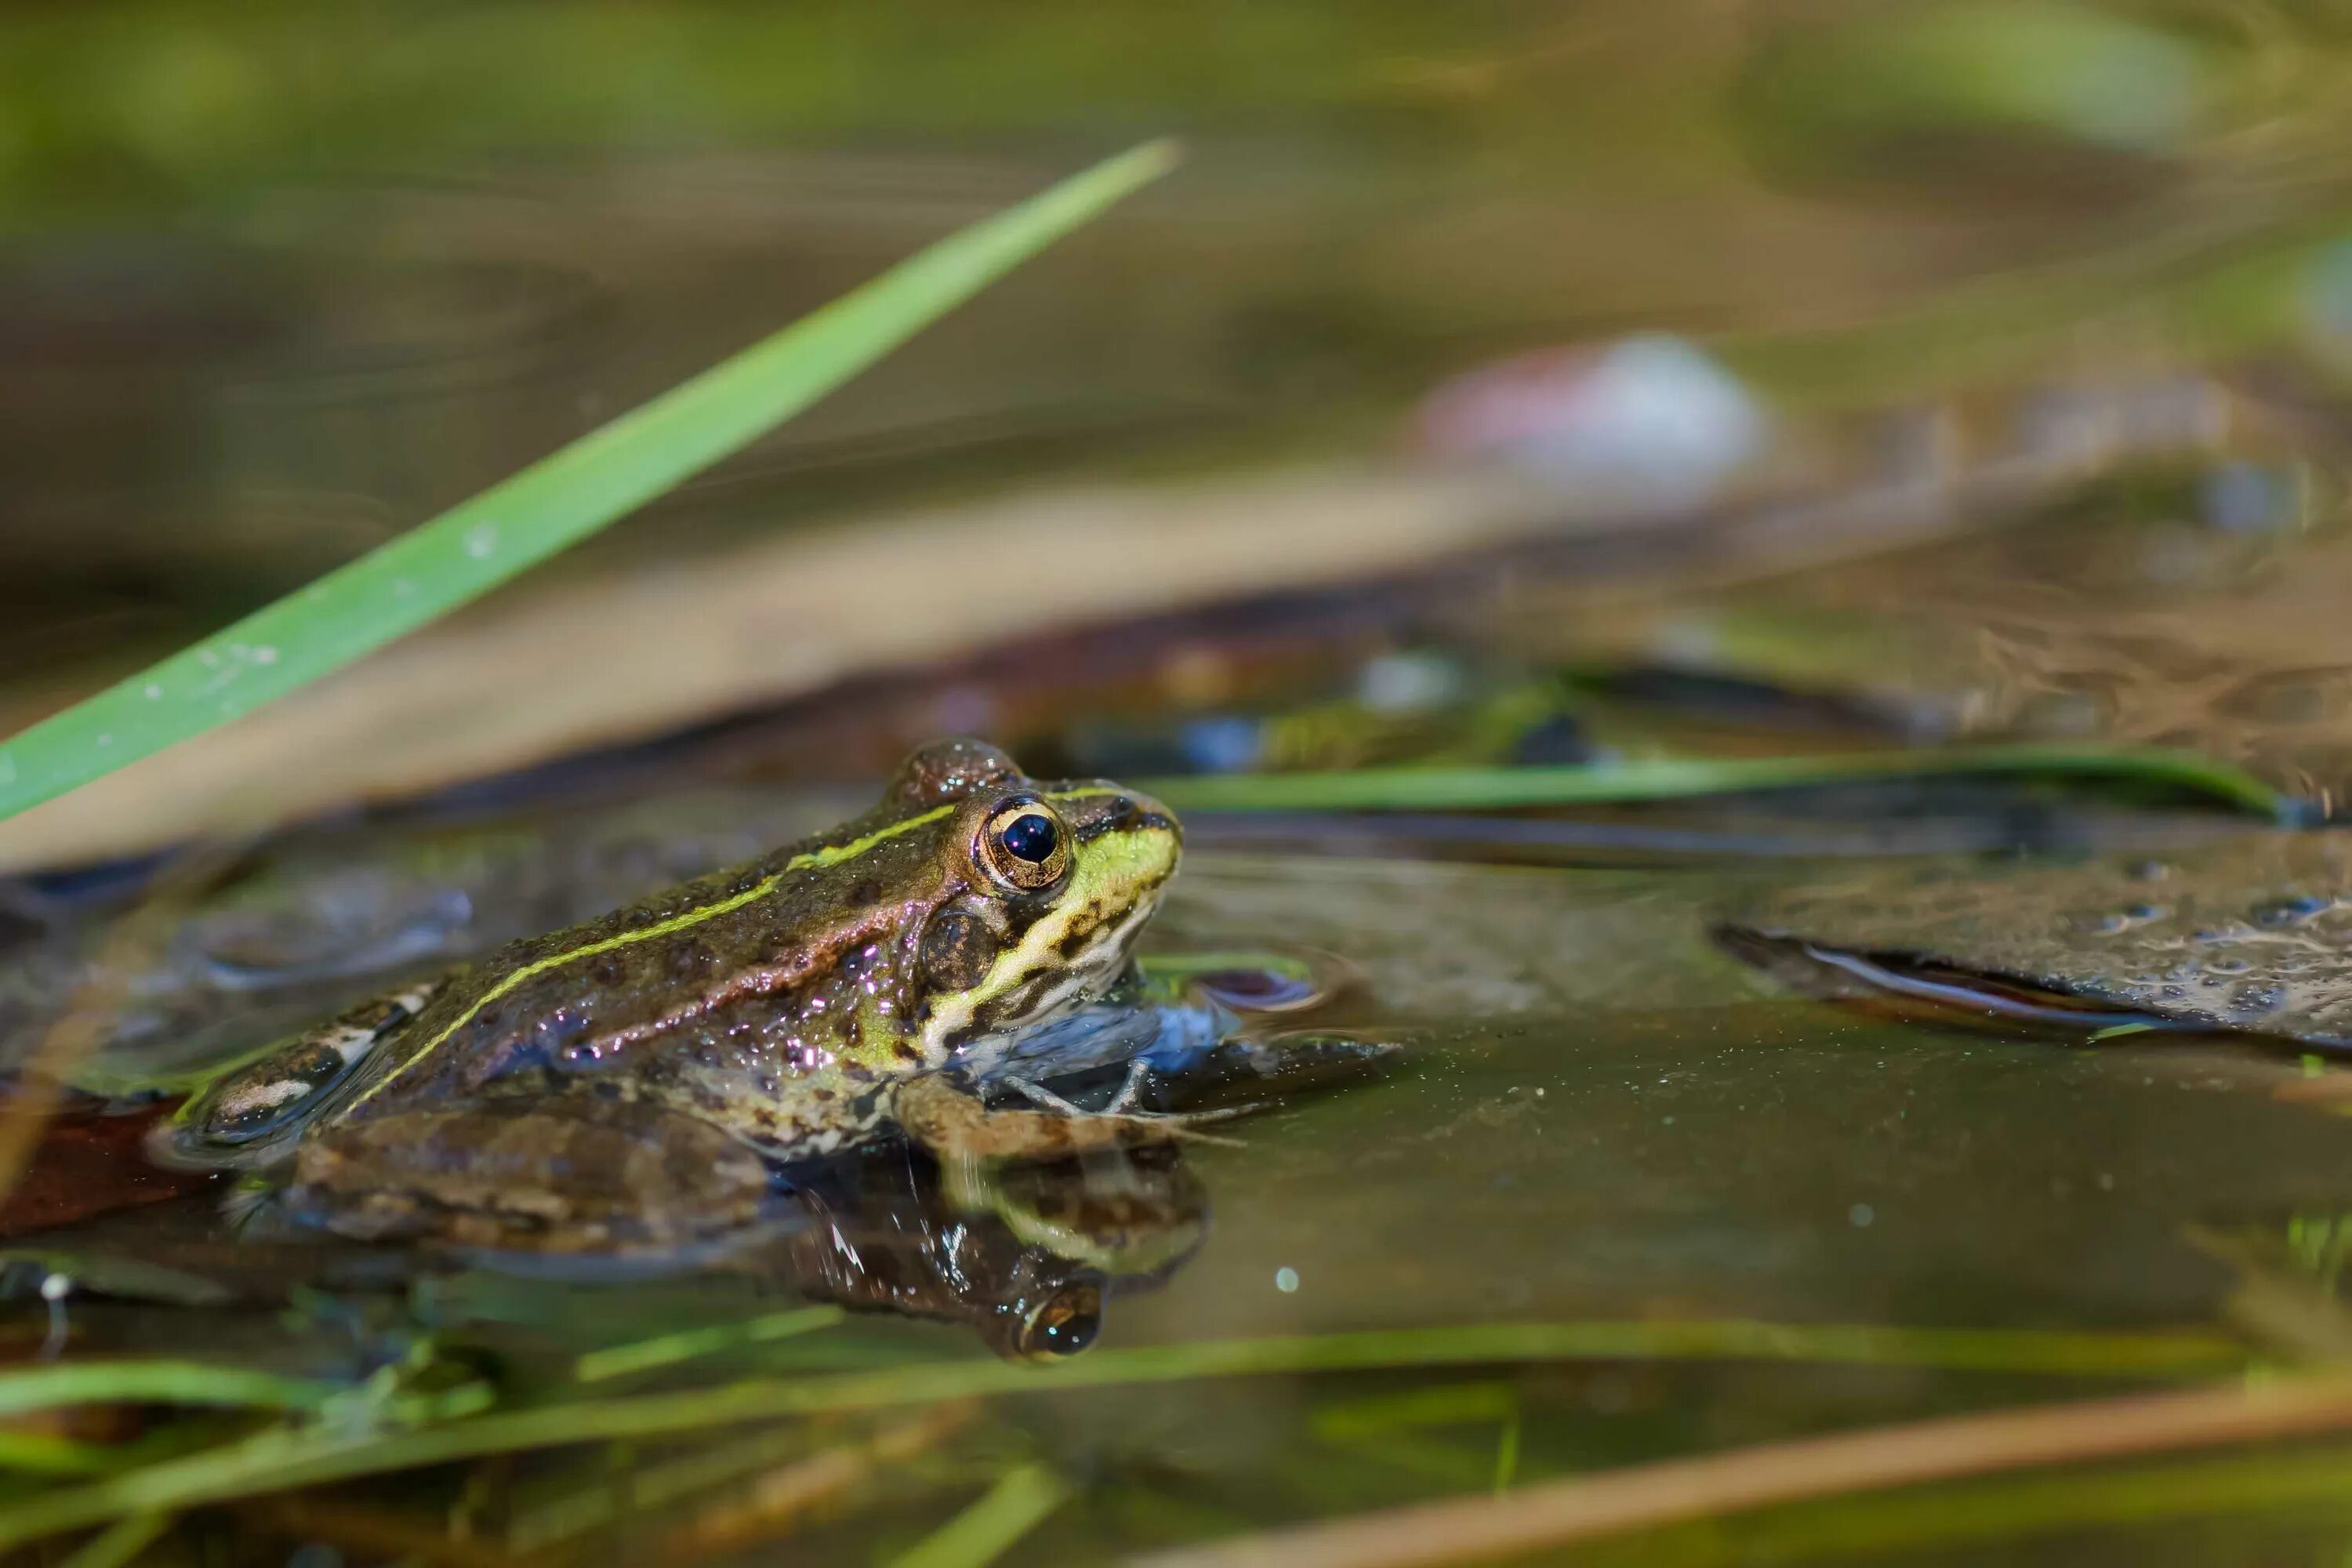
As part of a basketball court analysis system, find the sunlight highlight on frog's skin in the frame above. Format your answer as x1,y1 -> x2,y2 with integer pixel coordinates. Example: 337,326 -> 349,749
156,742 -> 1191,1250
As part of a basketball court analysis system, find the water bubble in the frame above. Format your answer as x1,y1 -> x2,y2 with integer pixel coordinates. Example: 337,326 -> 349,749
2203,462 -> 2292,535
1849,1203 -> 1875,1229
1274,1267 -> 1301,1293
2252,895 -> 2332,928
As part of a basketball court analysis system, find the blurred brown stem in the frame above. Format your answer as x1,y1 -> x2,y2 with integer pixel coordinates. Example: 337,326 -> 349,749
1131,1373 -> 2352,1568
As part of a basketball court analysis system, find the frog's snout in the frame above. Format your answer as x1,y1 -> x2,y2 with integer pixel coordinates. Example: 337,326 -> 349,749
1063,785 -> 1181,857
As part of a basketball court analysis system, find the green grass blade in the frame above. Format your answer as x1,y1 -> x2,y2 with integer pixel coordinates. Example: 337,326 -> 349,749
57,1512 -> 173,1568
0,1363 -> 340,1421
0,140 -> 1178,828
888,1464 -> 1075,1568
1145,745 -> 2299,821
0,1320 -> 2244,1548
572,1304 -> 844,1383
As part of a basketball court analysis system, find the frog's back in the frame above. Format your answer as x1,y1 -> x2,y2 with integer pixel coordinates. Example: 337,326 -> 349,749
338,804 -> 964,1117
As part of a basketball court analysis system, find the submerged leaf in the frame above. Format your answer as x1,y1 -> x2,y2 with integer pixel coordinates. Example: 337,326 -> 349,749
1724,830 -> 2352,1050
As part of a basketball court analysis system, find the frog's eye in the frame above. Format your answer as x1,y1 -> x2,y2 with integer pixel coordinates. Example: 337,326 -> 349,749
976,802 -> 1069,893
1012,1279 -> 1104,1359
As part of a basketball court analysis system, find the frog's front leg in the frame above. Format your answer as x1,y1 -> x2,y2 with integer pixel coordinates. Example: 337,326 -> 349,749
158,978 -> 448,1168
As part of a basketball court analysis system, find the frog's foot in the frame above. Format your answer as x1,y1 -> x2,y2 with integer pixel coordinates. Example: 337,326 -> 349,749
1123,1028 -> 1402,1117
154,979 -> 444,1171
891,1072 -> 1241,1171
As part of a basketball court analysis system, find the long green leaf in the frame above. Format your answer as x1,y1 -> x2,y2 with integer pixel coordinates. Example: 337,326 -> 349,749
0,140 -> 1178,826
1145,745 -> 2299,820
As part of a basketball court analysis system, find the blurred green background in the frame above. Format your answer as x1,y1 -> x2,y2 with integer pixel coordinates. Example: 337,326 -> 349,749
12,0 -> 2350,679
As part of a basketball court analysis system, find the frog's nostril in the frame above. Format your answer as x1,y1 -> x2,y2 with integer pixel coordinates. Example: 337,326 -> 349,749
1072,794 -> 1147,842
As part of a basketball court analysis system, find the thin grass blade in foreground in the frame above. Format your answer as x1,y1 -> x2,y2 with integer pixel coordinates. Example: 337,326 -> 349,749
888,1464 -> 1073,1568
0,1319 -> 2245,1548
0,140 -> 1178,828
1127,1371 -> 2352,1568
1145,745 -> 2299,821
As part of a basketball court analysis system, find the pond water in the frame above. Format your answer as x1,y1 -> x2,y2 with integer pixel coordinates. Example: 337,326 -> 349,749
11,1 -> 2352,1563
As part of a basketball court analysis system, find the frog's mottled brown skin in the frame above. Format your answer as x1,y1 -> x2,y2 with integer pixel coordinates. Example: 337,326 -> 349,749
1723,830 -> 2352,1048
158,739 -> 1186,1246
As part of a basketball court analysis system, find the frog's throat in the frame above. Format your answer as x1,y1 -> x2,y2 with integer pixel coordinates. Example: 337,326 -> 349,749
344,786 -> 1135,1115
924,822 -> 1178,1055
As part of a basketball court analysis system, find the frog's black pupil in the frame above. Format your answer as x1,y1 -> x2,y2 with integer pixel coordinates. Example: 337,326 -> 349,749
1024,1287 -> 1103,1356
1000,812 -> 1058,864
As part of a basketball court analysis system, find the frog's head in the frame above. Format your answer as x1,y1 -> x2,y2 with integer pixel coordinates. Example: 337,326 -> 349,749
854,739 -> 1182,1058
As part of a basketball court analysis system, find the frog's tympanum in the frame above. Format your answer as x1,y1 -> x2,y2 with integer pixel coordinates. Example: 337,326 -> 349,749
1719,831 -> 2352,1049
154,740 -> 1190,1250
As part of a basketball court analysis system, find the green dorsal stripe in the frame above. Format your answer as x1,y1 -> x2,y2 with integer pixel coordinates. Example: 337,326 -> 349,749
347,786 -> 1124,1110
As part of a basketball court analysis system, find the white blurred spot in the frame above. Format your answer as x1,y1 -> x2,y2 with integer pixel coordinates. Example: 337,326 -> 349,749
1356,652 -> 1461,714
1414,335 -> 1768,510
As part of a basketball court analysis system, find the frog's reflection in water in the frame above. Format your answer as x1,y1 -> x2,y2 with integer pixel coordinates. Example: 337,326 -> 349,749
759,1140 -> 1207,1359
2,1129 -> 1208,1367
11,979 -> 1381,1363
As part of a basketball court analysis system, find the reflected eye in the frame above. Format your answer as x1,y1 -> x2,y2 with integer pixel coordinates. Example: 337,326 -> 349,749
977,802 -> 1070,892
1015,1281 -> 1104,1359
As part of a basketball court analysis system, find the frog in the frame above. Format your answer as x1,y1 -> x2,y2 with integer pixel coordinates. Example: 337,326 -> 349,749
151,739 -> 1195,1250
1716,829 -> 2352,1050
